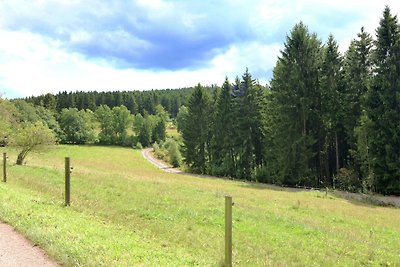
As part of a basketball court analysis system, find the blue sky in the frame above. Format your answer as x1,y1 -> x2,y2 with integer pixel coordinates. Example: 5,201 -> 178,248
0,0 -> 399,98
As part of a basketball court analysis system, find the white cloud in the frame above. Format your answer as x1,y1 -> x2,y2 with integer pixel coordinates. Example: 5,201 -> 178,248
0,28 -> 282,98
2,0 -> 400,98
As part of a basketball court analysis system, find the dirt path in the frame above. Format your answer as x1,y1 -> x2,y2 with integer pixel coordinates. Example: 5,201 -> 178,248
141,148 -> 216,179
0,222 -> 59,267
141,148 -> 183,174
141,148 -> 400,208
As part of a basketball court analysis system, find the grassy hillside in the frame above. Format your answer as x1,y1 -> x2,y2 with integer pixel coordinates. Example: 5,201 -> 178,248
0,145 -> 399,266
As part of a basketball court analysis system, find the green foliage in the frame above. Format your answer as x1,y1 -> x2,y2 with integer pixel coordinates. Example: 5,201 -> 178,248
335,168 -> 362,192
168,140 -> 182,167
133,106 -> 169,147
181,84 -> 211,173
154,139 -> 183,167
58,108 -> 97,144
0,99 -> 19,145
366,6 -> 400,195
96,105 -> 133,145
8,122 -> 56,165
175,105 -> 188,133
269,22 -> 323,186
210,78 -> 236,176
343,27 -> 373,189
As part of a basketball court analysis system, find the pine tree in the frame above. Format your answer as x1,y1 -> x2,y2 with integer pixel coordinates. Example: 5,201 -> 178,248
210,77 -> 237,176
234,69 -> 266,180
343,27 -> 373,187
367,6 -> 400,194
181,84 -> 211,173
269,22 -> 323,186
320,34 -> 344,184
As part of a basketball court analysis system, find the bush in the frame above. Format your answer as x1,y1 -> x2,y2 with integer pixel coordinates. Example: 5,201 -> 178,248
335,168 -> 362,192
168,140 -> 182,167
134,142 -> 143,149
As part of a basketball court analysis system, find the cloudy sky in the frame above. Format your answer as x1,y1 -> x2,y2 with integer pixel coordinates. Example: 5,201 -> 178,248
1,0 -> 399,98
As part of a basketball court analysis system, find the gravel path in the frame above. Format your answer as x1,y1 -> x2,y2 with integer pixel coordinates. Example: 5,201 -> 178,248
0,222 -> 59,267
141,148 -> 183,174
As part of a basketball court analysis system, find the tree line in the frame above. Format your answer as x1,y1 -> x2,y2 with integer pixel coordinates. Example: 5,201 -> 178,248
0,97 -> 170,164
24,87 -> 215,118
178,7 -> 400,195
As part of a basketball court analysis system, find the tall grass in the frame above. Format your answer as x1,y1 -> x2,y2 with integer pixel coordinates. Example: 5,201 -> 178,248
0,145 -> 399,266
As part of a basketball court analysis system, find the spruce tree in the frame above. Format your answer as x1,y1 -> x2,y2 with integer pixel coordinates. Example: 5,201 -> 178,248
234,69 -> 266,180
320,34 -> 344,184
182,84 -> 211,173
343,27 -> 373,187
269,22 -> 323,186
367,6 -> 400,194
210,77 -> 237,176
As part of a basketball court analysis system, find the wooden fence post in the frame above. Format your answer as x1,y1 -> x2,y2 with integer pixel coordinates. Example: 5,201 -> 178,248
225,195 -> 233,267
65,157 -> 71,206
3,153 -> 6,183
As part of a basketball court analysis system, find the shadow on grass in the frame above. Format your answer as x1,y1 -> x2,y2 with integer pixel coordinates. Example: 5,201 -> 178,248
240,181 -> 399,209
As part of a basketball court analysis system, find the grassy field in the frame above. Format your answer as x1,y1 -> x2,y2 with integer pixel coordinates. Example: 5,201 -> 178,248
0,145 -> 399,266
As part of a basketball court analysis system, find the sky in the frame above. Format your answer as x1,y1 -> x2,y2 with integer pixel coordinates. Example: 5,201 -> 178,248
1,1 -> 400,99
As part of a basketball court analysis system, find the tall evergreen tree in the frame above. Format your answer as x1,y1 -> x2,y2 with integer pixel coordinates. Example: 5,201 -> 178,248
320,34 -> 344,184
343,27 -> 373,187
234,70 -> 266,179
269,22 -> 323,186
366,6 -> 400,194
210,78 -> 237,176
182,84 -> 211,173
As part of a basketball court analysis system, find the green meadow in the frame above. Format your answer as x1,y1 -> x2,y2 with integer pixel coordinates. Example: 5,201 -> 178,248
0,145 -> 399,266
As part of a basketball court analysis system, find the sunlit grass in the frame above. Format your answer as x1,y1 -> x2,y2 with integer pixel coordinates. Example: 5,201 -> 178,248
0,145 -> 399,266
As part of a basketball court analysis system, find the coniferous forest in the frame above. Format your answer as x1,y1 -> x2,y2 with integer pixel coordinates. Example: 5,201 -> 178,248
13,6 -> 400,195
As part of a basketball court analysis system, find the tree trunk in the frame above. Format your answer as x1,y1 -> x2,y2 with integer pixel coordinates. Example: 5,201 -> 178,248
16,153 -> 25,165
335,131 -> 339,175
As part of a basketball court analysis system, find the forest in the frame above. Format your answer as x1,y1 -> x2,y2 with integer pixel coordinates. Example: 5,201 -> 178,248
2,6 -> 399,195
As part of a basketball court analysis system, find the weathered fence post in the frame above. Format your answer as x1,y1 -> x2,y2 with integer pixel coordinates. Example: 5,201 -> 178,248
65,157 -> 71,206
225,195 -> 233,267
3,152 -> 6,183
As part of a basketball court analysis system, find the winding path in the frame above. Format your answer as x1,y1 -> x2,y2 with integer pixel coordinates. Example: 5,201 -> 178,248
0,222 -> 59,267
141,148 -> 183,174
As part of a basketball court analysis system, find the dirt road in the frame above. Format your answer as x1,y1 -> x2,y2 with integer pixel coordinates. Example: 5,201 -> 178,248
0,222 -> 59,267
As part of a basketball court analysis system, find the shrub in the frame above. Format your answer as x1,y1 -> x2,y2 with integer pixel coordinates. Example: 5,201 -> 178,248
168,140 -> 182,167
335,168 -> 362,192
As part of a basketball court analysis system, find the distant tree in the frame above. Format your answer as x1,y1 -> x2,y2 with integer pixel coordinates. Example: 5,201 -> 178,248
136,114 -> 153,147
0,99 -> 19,146
152,105 -> 168,143
42,93 -> 57,112
168,139 -> 182,167
58,108 -> 97,144
112,105 -> 133,145
176,105 -> 188,133
9,122 -> 56,165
